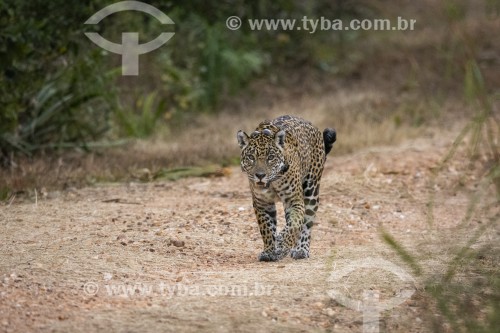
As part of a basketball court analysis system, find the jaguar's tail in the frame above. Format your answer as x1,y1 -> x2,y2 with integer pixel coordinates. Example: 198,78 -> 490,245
323,128 -> 336,156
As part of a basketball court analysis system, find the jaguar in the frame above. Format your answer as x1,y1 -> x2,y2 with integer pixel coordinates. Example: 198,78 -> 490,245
237,115 -> 336,261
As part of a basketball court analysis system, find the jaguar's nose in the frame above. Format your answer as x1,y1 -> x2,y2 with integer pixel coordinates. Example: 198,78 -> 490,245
255,172 -> 266,180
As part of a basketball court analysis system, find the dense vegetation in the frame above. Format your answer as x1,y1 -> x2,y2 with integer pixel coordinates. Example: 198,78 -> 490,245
0,0 -> 372,160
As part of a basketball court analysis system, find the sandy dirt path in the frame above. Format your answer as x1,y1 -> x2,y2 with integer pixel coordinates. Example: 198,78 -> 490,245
1,130 -> 496,333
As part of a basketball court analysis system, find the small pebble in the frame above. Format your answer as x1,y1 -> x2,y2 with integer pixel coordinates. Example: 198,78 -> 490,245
171,240 -> 185,247
325,308 -> 335,317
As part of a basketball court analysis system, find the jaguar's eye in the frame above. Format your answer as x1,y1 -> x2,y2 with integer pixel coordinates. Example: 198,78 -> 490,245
247,156 -> 255,164
267,154 -> 275,161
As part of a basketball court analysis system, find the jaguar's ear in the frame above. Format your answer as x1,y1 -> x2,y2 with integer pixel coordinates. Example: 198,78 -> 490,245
237,130 -> 249,149
275,130 -> 286,149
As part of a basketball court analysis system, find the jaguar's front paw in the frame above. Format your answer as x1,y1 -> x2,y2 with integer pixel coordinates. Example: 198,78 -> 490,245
258,251 -> 279,262
290,248 -> 309,260
258,248 -> 290,261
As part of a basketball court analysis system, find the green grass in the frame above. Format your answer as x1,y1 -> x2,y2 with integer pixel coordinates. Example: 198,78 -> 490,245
382,34 -> 499,332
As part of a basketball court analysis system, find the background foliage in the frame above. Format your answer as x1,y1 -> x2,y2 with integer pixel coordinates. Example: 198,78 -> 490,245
0,0 -> 372,160
0,0 -> 116,157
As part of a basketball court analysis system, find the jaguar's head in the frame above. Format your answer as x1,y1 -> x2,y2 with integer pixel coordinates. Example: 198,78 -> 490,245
236,128 -> 289,188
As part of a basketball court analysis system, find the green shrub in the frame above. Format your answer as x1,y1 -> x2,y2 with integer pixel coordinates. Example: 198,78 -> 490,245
114,91 -> 165,138
0,0 -> 116,160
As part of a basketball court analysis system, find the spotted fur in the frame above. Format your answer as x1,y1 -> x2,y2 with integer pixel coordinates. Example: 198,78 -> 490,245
237,115 -> 336,261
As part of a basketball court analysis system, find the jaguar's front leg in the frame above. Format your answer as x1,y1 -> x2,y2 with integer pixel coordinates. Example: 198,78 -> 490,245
291,178 -> 321,259
252,198 -> 278,262
276,197 -> 305,260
